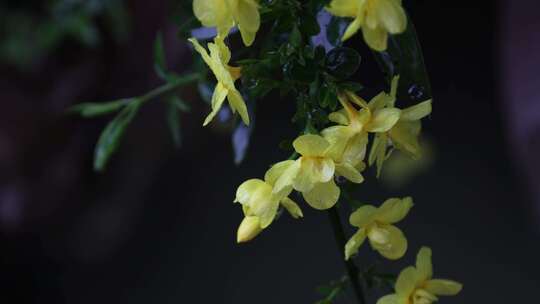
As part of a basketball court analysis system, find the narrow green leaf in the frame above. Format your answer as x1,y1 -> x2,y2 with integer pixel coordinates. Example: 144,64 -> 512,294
68,99 -> 130,117
166,98 -> 182,148
93,101 -> 140,172
154,32 -> 168,80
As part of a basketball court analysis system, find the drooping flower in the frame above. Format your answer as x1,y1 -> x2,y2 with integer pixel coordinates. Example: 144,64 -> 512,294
234,163 -> 303,243
368,76 -> 432,175
188,37 -> 250,126
376,247 -> 463,304
193,0 -> 260,46
326,0 -> 407,51
345,197 -> 413,260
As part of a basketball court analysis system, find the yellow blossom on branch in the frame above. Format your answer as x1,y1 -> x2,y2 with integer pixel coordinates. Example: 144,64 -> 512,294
188,37 -> 250,126
326,0 -> 407,51
234,167 -> 303,242
193,0 -> 260,46
345,197 -> 413,260
377,247 -> 462,304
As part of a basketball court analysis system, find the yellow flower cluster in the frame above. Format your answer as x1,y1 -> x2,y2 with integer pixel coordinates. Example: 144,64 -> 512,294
235,76 -> 431,244
326,0 -> 407,51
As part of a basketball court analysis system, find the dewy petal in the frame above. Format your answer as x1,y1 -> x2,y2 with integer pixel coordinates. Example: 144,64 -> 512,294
203,82 -> 229,126
302,179 -> 340,210
368,224 -> 407,260
318,158 -> 336,183
375,0 -> 407,34
227,88 -> 250,125
376,294 -> 400,304
342,17 -> 362,41
375,197 -> 414,224
424,279 -> 463,296
294,158 -> 317,192
401,100 -> 432,121
345,229 -> 367,260
366,108 -> 401,133
349,205 -> 377,228
395,266 -> 419,297
336,162 -> 364,183
265,160 -> 296,186
280,197 -> 303,219
293,134 -> 330,156
273,159 -> 301,194
416,247 -> 433,282
362,25 -> 388,51
326,0 -> 359,18
342,132 -> 368,166
237,216 -> 262,243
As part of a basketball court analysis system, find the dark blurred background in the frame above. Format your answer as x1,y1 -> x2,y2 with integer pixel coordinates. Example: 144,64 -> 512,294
1,1 -> 539,303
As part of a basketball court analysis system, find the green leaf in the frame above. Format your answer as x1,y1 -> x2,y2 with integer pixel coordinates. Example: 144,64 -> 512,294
154,32 -> 167,80
337,81 -> 363,92
371,13 -> 432,104
325,47 -> 361,79
93,101 -> 140,172
290,25 -> 302,48
68,99 -> 130,117
326,15 -> 346,47
166,97 -> 182,148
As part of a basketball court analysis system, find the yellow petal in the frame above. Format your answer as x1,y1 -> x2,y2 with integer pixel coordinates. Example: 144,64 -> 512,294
293,158 -> 318,192
280,197 -> 303,219
349,205 -> 377,228
214,36 -> 231,64
376,294 -> 400,304
234,0 -> 260,46
375,0 -> 407,34
265,160 -> 296,186
188,38 -> 215,71
345,229 -> 367,260
342,132 -> 368,166
336,162 -> 364,183
193,0 -> 218,27
293,134 -> 330,156
342,17 -> 362,41
401,100 -> 432,121
326,0 -> 359,18
203,82 -> 229,126
416,246 -> 433,282
321,125 -> 354,161
328,109 -> 349,125
388,121 -> 421,157
302,179 -> 340,210
368,133 -> 386,166
366,108 -> 401,133
424,279 -> 463,296
368,92 -> 390,111
234,179 -> 278,228
368,224 -> 407,260
273,159 -> 301,194
375,197 -> 413,224
395,266 -> 419,297
362,25 -> 388,51
234,178 -> 265,204
388,75 -> 400,106
237,216 -> 263,243
227,89 -> 250,125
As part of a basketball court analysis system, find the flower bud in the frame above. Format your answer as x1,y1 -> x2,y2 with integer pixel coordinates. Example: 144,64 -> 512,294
237,216 -> 262,243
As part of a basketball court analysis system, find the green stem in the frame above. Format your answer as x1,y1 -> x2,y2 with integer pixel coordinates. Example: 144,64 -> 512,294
138,73 -> 200,105
327,206 -> 366,304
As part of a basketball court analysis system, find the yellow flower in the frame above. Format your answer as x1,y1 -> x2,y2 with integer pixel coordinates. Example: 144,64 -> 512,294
271,135 -> 340,210
377,247 -> 463,304
193,0 -> 260,46
345,197 -> 413,260
368,76 -> 432,175
234,163 -> 303,243
326,0 -> 407,51
323,91 -> 400,173
188,37 -> 250,126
